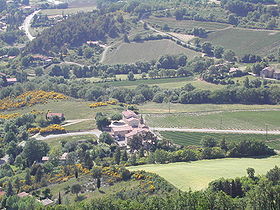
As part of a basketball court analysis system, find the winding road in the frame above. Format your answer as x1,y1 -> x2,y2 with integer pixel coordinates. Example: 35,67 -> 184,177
22,10 -> 41,41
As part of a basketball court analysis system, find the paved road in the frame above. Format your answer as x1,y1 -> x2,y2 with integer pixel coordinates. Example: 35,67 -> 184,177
22,10 -> 41,41
35,130 -> 102,141
151,127 -> 280,135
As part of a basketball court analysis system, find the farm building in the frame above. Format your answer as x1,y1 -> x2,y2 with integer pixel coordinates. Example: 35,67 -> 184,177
46,112 -> 65,120
260,67 -> 280,80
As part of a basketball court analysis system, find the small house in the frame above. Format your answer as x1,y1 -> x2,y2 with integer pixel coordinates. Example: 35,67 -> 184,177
112,126 -> 132,137
40,198 -> 54,206
46,113 -> 65,120
17,192 -> 30,198
122,110 -> 138,119
6,78 -> 17,85
42,156 -> 49,162
260,67 -> 275,78
124,117 -> 140,127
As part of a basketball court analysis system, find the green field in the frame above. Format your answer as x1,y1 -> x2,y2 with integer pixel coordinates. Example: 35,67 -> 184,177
128,156 -> 280,191
147,17 -> 230,31
145,111 -> 280,130
139,102 -> 280,114
138,102 -> 280,114
43,134 -> 97,151
160,131 -> 280,150
3,99 -> 124,120
40,6 -> 97,16
103,40 -> 201,64
97,77 -> 222,90
205,28 -> 280,56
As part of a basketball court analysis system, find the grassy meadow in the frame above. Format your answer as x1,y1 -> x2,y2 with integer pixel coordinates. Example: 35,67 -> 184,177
128,156 -> 280,191
160,131 -> 280,150
144,111 -> 280,130
96,77 -> 222,90
103,40 -> 201,64
43,134 -> 97,151
2,99 -> 124,120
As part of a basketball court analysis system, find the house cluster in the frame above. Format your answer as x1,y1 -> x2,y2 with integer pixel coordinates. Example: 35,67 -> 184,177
260,66 -> 280,80
42,152 -> 68,163
0,72 -> 17,86
31,54 -> 53,66
0,188 -> 54,206
110,110 -> 150,147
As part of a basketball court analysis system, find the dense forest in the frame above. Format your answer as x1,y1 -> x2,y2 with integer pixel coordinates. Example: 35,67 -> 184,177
25,11 -> 128,54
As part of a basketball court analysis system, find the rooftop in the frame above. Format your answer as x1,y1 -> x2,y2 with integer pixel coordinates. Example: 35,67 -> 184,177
122,110 -> 137,119
112,125 -> 132,132
47,113 -> 64,118
17,192 -> 29,197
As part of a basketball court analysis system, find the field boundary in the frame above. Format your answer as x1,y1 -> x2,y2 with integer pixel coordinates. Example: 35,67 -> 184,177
151,127 -> 280,134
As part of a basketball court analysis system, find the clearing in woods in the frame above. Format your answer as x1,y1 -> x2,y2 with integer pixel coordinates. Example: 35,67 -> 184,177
128,156 -> 280,191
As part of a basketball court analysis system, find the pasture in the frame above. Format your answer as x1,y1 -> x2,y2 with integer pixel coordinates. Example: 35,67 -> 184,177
103,40 -> 201,64
160,131 -> 280,150
3,99 -> 124,120
40,6 -> 97,16
144,110 -> 280,130
205,28 -> 280,56
97,77 -> 222,90
128,156 -> 280,191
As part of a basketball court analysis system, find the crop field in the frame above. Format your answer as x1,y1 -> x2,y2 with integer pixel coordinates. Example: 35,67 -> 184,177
146,17 -> 231,31
103,40 -> 201,64
139,102 -> 280,114
128,156 -> 280,191
160,131 -> 280,150
144,111 -> 280,130
40,6 -> 97,16
205,28 -> 280,56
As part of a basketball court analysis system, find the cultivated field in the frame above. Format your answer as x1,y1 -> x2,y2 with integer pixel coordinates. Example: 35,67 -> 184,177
128,156 -> 280,191
144,111 -> 280,130
40,6 -> 97,16
103,40 -> 201,64
205,28 -> 280,56
139,102 -> 280,114
147,17 -> 230,31
160,131 -> 280,150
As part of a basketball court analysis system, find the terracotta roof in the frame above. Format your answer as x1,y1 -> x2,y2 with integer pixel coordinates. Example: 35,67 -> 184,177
0,191 -> 5,197
47,113 -> 64,118
125,128 -> 148,138
17,192 -> 29,197
112,126 -> 132,132
6,78 -> 17,82
41,198 -> 54,206
126,117 -> 139,122
122,110 -> 137,118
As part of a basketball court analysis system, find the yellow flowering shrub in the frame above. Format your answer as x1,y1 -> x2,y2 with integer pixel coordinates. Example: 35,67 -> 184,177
0,113 -> 20,119
39,124 -> 66,135
89,100 -> 117,108
0,90 -> 67,111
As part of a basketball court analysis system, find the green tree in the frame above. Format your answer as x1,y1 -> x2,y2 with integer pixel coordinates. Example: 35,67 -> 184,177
247,168 -> 255,179
122,150 -> 128,161
223,50 -> 236,62
25,169 -> 32,185
71,184 -> 81,197
23,140 -> 50,166
114,148 -> 121,165
127,72 -> 135,81
201,136 -> 217,148
97,178 -> 101,190
6,181 -> 14,196
99,132 -> 114,145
